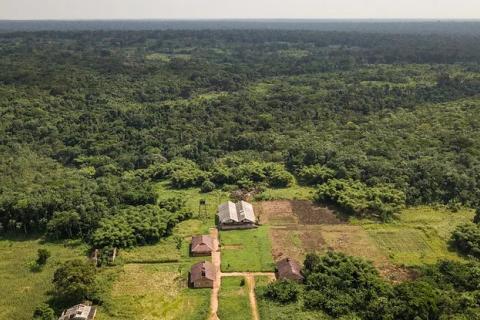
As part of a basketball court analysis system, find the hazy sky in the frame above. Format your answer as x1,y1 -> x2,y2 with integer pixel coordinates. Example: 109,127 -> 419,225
1,0 -> 479,20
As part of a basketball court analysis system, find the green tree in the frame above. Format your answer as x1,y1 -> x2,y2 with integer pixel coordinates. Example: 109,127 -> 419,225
52,259 -> 96,306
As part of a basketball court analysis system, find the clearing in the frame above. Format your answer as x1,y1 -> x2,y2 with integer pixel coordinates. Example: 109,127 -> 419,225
220,226 -> 275,272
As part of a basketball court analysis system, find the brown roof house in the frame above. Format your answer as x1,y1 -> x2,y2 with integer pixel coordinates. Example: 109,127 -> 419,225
190,235 -> 214,256
190,261 -> 215,288
58,303 -> 96,320
276,258 -> 304,283
217,200 -> 256,230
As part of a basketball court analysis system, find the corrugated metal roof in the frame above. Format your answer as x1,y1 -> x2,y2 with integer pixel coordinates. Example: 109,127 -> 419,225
217,201 -> 256,224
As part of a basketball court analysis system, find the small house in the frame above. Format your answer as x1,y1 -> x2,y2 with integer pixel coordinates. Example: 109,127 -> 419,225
217,200 -> 256,230
276,258 -> 304,282
190,235 -> 214,256
58,303 -> 96,320
190,261 -> 215,288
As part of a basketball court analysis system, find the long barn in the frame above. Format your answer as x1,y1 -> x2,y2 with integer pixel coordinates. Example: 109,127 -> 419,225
217,200 -> 257,230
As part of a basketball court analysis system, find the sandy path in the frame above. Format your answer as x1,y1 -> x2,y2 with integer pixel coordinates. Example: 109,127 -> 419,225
246,274 -> 260,320
210,228 -> 221,320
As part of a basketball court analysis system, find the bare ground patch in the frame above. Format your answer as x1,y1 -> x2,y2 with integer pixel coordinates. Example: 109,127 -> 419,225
256,200 -> 342,225
291,200 -> 343,225
255,201 -> 298,225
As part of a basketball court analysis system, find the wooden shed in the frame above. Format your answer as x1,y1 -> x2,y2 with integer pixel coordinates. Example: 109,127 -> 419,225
189,261 -> 215,288
276,258 -> 304,282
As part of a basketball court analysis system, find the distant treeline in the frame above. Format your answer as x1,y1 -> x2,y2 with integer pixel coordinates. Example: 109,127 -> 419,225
2,20 -> 480,35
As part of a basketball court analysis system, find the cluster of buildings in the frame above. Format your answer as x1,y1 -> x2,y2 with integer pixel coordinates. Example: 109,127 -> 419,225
189,200 -> 304,288
58,200 -> 304,319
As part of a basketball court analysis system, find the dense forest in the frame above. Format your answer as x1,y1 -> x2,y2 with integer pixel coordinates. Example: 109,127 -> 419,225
1,26 -> 480,319
2,29 -> 480,240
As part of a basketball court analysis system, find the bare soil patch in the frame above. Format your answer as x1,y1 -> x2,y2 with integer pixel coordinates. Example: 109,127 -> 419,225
256,200 -> 342,225
255,201 -> 298,225
291,200 -> 343,225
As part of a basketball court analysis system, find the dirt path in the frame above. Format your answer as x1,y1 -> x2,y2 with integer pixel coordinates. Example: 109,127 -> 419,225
210,228 -> 221,320
246,274 -> 260,320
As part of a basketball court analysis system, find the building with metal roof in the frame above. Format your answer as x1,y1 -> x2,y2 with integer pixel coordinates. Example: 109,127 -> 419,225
217,201 -> 256,230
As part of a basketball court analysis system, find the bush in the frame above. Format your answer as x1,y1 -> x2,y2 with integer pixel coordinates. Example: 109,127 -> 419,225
451,223 -> 480,258
36,248 -> 51,266
201,180 -> 216,193
33,303 -> 55,320
263,280 -> 300,304
298,165 -> 335,185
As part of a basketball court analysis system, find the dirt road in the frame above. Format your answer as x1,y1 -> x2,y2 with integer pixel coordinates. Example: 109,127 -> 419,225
210,228 -> 221,320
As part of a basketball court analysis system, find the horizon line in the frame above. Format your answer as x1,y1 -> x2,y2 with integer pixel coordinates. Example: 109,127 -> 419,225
2,18 -> 480,22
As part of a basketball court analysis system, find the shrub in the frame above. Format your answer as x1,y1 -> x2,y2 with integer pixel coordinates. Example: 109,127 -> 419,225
33,303 -> 55,320
451,223 -> 480,258
201,180 -> 216,193
263,280 -> 300,304
298,165 -> 335,185
36,248 -> 51,266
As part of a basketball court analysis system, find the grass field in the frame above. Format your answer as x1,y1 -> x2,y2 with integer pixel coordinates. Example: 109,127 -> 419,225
217,277 -> 252,320
360,206 -> 474,266
220,226 -> 275,272
0,236 -> 88,320
97,217 -> 214,320
96,263 -> 210,320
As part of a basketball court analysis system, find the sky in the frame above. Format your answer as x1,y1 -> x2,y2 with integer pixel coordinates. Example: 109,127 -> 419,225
1,0 -> 479,20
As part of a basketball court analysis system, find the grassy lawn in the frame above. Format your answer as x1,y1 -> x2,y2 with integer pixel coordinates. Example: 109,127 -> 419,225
96,263 -> 210,320
0,236 -> 87,320
218,277 -> 252,320
360,206 -> 474,266
220,226 -> 275,272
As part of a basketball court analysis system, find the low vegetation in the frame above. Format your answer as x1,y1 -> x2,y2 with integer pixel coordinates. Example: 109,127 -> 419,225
220,226 -> 275,272
218,277 -> 252,320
